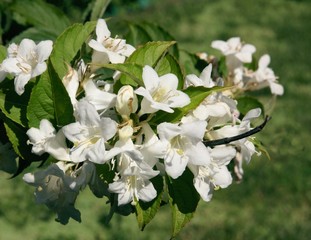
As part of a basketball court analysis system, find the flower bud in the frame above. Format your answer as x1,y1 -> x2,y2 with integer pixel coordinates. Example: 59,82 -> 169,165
118,125 -> 134,141
116,85 -> 138,118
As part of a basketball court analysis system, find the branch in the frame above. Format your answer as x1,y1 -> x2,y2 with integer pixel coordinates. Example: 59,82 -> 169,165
203,116 -> 271,147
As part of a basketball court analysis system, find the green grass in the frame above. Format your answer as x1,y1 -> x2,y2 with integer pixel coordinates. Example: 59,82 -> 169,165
1,0 -> 311,239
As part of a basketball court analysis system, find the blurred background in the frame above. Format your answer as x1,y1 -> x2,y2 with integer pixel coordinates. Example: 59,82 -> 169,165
0,0 -> 310,239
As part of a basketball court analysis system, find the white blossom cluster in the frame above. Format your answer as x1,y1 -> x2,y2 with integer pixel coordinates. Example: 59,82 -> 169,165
0,19 -> 283,222
211,37 -> 284,95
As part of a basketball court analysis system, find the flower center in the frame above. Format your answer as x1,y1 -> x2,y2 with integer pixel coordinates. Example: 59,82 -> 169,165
152,87 -> 173,103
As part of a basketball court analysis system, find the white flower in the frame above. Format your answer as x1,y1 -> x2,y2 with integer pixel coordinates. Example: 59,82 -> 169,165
211,37 -> 256,71
27,119 -> 69,161
253,54 -> 284,95
185,64 -> 215,88
116,85 -> 138,119
83,79 -> 117,112
209,108 -> 261,162
1,39 -> 53,95
188,145 -> 236,202
157,120 -> 210,179
108,152 -> 159,205
62,99 -> 117,163
104,125 -> 143,162
135,65 -> 190,115
88,19 -> 135,64
136,123 -> 167,169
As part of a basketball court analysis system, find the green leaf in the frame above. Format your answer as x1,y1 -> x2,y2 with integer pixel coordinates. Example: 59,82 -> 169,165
135,175 -> 164,230
138,22 -> 179,59
178,49 -> 208,76
27,62 -> 74,128
50,21 -> 97,80
1,111 -> 43,162
217,56 -> 228,78
167,168 -> 200,238
0,45 -> 6,61
48,60 -> 75,127
100,63 -> 143,87
0,79 -> 31,127
126,41 -> 176,67
126,23 -> 152,48
156,53 -> 184,90
119,41 -> 176,87
125,21 -> 179,59
10,0 -> 71,38
237,96 -> 265,118
90,0 -> 111,21
27,72 -> 54,128
152,86 -> 228,124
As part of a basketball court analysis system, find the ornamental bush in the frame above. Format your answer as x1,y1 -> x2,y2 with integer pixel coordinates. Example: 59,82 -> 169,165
0,1 -> 283,238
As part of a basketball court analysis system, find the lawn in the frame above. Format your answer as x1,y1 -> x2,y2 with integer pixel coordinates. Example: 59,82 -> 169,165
0,0 -> 310,239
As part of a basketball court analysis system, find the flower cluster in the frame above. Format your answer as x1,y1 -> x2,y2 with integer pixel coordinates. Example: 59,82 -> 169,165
211,37 -> 284,95
0,19 -> 283,228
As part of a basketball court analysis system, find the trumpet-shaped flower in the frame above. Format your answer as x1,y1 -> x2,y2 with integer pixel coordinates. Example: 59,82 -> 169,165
62,99 -> 117,163
185,64 -> 215,88
253,54 -> 284,95
157,120 -> 210,179
188,145 -> 236,202
109,152 -> 159,205
1,39 -> 53,95
27,119 -> 69,161
136,123 -> 167,168
209,108 -> 261,163
211,37 -> 256,71
88,19 -> 135,64
83,79 -> 117,112
135,65 -> 190,114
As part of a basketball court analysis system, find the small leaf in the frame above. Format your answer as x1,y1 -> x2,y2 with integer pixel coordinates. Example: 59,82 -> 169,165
166,168 -> 200,238
125,21 -> 179,59
126,41 -> 176,67
100,63 -> 143,87
118,41 -> 176,88
0,45 -> 6,61
27,72 -> 55,128
156,53 -> 184,89
27,62 -> 74,129
50,21 -> 97,80
217,56 -> 228,78
135,175 -> 164,230
0,79 -> 31,127
1,111 -> 44,163
237,96 -> 265,118
48,60 -> 75,127
126,23 -> 152,48
152,86 -> 229,124
178,49 -> 208,76
139,22 -> 179,59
